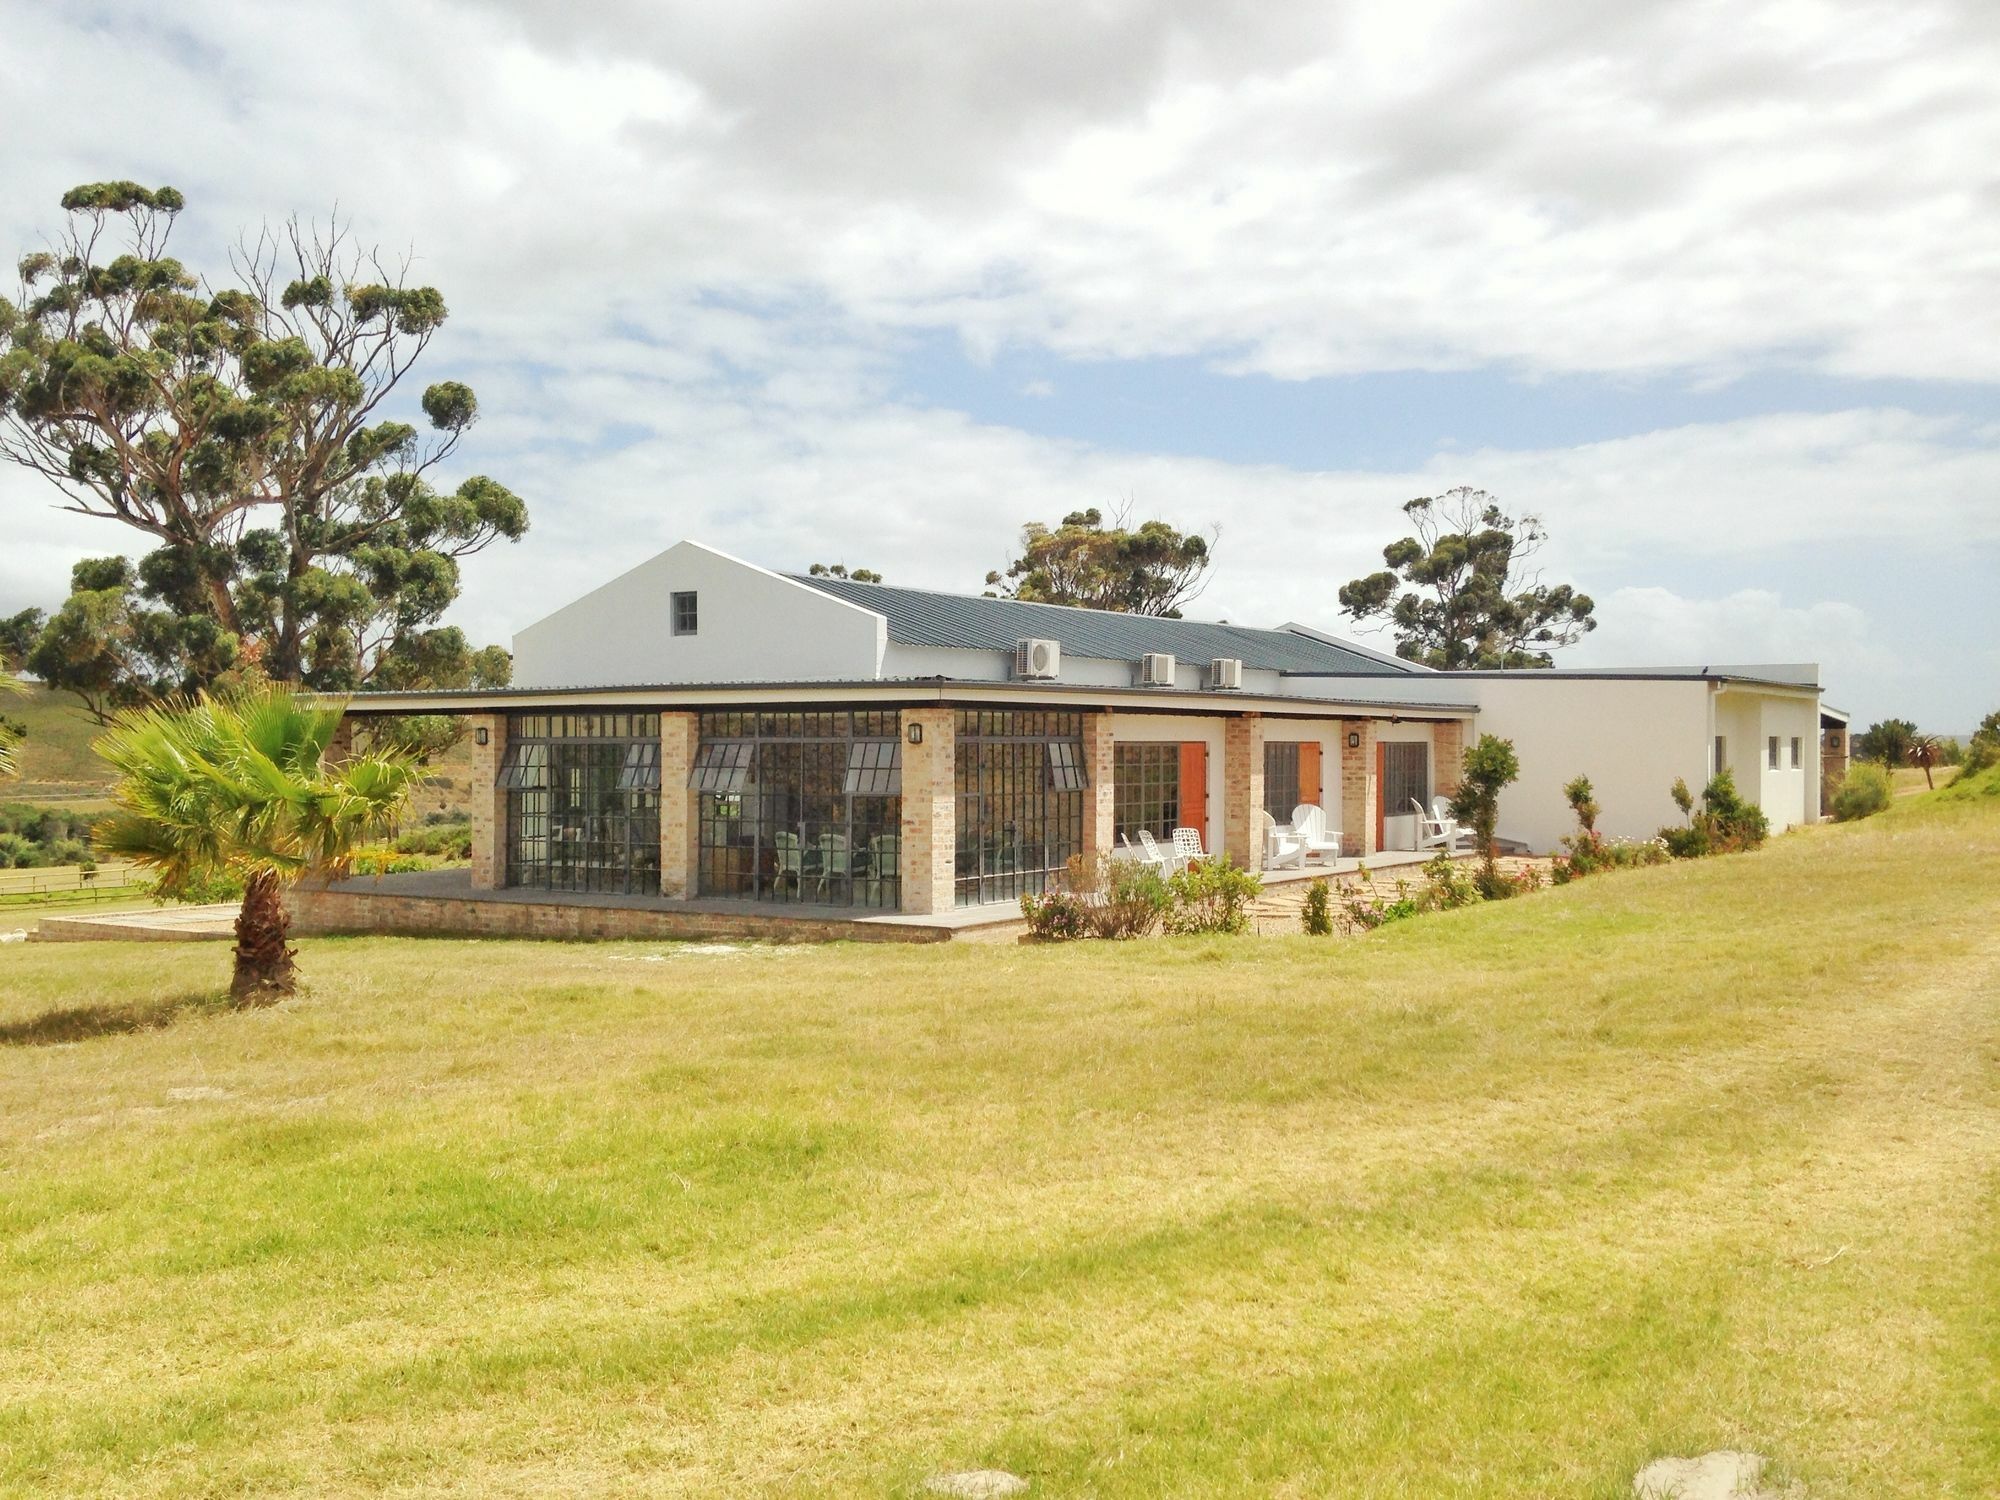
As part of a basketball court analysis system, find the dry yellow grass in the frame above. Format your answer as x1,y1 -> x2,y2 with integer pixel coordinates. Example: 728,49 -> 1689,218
0,788 -> 1995,1497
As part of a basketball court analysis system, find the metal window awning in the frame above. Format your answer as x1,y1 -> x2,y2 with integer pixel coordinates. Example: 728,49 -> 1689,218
843,739 -> 902,796
689,740 -> 753,793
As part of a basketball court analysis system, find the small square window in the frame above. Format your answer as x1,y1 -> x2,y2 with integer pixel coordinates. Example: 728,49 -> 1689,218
1046,740 -> 1088,792
617,740 -> 661,791
689,739 -> 752,793
843,739 -> 902,796
672,591 -> 698,636
496,740 -> 549,790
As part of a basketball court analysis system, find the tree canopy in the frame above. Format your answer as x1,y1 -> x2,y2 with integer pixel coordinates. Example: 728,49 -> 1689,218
808,562 -> 882,583
0,183 -> 526,718
985,508 -> 1212,617
1338,487 -> 1594,669
1854,718 -> 1917,768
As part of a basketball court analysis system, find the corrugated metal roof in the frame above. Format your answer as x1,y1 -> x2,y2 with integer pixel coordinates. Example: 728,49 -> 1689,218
785,574 -> 1416,676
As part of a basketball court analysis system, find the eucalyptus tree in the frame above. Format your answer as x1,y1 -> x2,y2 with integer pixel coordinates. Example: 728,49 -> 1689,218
0,182 -> 526,712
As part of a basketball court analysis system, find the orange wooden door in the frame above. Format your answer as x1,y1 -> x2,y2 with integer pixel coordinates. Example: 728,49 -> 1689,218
1298,741 -> 1322,812
1374,740 -> 1386,851
1178,741 -> 1209,846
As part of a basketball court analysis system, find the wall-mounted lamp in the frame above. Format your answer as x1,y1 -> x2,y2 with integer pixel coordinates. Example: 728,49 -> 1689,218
1347,731 -> 1361,749
475,726 -> 490,746
907,723 -> 924,745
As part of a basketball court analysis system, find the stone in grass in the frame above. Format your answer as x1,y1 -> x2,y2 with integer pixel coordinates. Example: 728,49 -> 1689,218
924,1470 -> 1028,1498
1634,1450 -> 1785,1500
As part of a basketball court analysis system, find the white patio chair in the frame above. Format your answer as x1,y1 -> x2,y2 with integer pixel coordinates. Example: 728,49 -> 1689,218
1260,809 -> 1307,869
1172,826 -> 1207,868
815,831 -> 850,901
1413,798 -> 1463,852
772,831 -> 803,896
1134,829 -> 1174,874
1433,797 -> 1475,851
1290,804 -> 1344,863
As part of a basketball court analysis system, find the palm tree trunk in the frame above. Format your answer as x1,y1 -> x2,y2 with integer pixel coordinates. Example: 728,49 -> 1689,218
231,869 -> 297,1005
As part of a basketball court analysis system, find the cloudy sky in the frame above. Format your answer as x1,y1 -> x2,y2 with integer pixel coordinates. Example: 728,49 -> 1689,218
3,0 -> 1996,728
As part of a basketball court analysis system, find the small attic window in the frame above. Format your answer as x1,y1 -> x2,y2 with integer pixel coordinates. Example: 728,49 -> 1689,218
672,591 -> 698,636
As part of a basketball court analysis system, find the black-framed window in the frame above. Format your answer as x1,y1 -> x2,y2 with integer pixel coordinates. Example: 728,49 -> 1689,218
672,591 -> 698,635
1767,736 -> 1781,770
1264,741 -> 1300,820
1382,741 -> 1429,819
955,711 -> 1084,907
502,713 -> 661,894
1113,742 -> 1179,843
694,711 -> 901,910
1790,736 -> 1802,769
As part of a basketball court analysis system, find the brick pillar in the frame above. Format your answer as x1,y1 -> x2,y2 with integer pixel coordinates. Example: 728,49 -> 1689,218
659,711 -> 699,898
898,708 -> 956,915
1223,713 -> 1265,869
467,713 -> 506,890
1341,719 -> 1378,856
1433,719 -> 1465,802
1082,711 -> 1115,859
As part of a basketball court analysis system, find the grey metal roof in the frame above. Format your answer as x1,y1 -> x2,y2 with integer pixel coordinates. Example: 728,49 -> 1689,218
786,574 -> 1418,676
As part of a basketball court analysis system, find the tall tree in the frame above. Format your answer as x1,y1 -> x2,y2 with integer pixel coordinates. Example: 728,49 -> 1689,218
1854,718 -> 1917,769
1338,487 -> 1595,668
94,686 -> 415,1003
0,670 -> 23,778
985,508 -> 1212,617
0,181 -> 526,711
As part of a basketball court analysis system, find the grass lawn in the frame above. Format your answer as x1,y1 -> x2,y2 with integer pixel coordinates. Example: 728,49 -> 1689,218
1,791 -> 1995,1496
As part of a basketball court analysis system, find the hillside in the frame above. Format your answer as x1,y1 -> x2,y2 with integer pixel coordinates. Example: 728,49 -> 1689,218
3,684 -> 478,820
0,786 -> 1995,1495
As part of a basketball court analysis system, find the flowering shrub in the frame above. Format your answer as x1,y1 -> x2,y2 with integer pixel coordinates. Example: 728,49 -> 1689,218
1022,852 -> 1172,941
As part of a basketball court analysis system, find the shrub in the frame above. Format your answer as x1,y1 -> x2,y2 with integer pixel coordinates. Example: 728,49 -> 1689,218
1420,851 -> 1482,909
1300,877 -> 1333,936
1450,733 -> 1520,894
1338,876 -> 1420,932
1659,769 -> 1768,857
1831,760 -> 1893,822
1163,856 -> 1262,936
1562,774 -> 1599,834
1959,710 -> 2000,776
1021,887 -> 1092,941
393,822 -> 473,859
1021,853 -> 1171,941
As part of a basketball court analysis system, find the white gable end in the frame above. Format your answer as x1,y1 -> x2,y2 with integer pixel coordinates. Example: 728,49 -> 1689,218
511,541 -> 888,687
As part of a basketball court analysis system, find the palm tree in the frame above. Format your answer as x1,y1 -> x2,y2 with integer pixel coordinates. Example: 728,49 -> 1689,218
1908,733 -> 1941,791
94,686 -> 415,1004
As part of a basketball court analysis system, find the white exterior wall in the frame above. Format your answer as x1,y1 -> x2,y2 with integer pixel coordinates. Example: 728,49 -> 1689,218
511,542 -> 888,688
1469,678 -> 1714,852
1713,686 -> 1818,834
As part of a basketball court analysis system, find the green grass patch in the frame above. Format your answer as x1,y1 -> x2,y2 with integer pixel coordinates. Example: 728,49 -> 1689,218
0,795 -> 1995,1495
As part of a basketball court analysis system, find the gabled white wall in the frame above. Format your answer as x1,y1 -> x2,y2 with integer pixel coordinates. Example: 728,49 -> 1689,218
511,541 -> 888,687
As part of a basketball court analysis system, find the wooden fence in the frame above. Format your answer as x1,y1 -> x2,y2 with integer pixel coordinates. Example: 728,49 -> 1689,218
0,863 -> 145,899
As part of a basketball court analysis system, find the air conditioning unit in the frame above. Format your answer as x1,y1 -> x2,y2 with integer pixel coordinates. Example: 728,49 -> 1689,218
1014,638 -> 1062,680
1208,657 -> 1244,690
1137,652 -> 1177,687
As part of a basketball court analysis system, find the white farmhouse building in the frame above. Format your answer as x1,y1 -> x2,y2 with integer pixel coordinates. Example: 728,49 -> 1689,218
314,540 -> 1825,938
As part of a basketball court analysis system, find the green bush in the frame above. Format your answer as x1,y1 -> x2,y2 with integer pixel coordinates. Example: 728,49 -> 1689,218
1021,887 -> 1092,941
1659,769 -> 1768,857
393,822 -> 473,859
349,850 -> 430,877
1163,856 -> 1262,936
1831,761 -> 1893,821
1300,877 -> 1332,936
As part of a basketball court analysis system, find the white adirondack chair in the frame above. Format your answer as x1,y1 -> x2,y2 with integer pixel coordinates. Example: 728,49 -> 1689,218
1413,798 -> 1463,852
1432,797 -> 1474,851
1290,804 -> 1344,863
1260,809 -> 1307,869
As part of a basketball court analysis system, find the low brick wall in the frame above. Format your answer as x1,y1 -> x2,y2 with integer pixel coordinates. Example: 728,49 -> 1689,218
287,885 -> 951,945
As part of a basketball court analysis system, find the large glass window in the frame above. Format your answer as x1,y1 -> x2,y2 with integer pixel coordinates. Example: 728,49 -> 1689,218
502,713 -> 662,894
694,711 -> 901,909
1264,741 -> 1300,820
955,711 -> 1086,908
1113,742 -> 1180,843
1382,741 -> 1430,820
